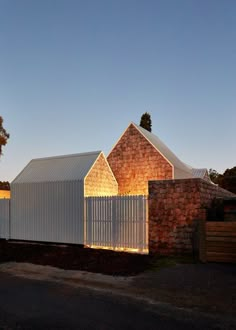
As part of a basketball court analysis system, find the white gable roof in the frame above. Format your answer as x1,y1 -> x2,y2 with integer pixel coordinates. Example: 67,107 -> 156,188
12,151 -> 101,184
132,123 -> 209,180
132,123 -> 192,176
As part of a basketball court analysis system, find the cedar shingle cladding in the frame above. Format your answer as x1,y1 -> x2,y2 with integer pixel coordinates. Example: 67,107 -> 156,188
107,124 -> 173,195
85,153 -> 118,196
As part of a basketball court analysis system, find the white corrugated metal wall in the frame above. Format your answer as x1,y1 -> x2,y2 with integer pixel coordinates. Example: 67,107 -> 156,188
0,199 -> 10,239
8,192 -> 148,252
11,181 -> 84,244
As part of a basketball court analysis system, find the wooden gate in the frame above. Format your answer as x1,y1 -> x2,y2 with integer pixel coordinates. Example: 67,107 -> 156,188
199,220 -> 236,263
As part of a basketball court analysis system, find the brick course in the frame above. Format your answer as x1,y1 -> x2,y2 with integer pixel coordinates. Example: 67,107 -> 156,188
107,124 -> 172,195
149,178 -> 235,255
85,153 -> 118,196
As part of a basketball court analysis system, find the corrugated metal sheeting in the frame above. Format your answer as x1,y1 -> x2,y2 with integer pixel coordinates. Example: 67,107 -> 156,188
10,151 -> 103,244
11,181 -> 84,244
2,194 -> 148,253
0,199 -> 10,239
13,151 -> 101,183
85,195 -> 148,253
9,150 -> 148,252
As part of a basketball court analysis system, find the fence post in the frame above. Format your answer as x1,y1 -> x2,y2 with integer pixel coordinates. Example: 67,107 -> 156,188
112,196 -> 117,250
137,196 -> 145,252
86,198 -> 92,246
198,218 -> 207,262
8,199 -> 10,240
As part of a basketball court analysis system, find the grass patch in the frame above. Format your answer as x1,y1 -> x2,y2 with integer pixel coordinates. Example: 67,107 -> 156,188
148,255 -> 195,271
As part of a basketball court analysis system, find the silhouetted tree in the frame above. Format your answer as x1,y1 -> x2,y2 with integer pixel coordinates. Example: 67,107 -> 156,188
140,112 -> 152,132
209,168 -> 221,184
219,166 -> 236,194
0,116 -> 9,155
209,167 -> 236,194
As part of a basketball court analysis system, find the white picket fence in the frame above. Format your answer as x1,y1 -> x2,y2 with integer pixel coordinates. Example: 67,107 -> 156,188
0,199 -> 10,239
85,195 -> 148,253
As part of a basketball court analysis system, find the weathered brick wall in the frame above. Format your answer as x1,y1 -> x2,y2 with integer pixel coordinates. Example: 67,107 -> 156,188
149,178 -> 235,255
107,124 -> 173,195
198,179 -> 235,208
85,153 -> 118,196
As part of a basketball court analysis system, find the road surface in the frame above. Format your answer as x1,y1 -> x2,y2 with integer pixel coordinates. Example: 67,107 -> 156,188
0,272 -> 234,330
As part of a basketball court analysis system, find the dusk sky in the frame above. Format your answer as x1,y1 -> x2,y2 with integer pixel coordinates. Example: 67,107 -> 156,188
1,0 -> 235,182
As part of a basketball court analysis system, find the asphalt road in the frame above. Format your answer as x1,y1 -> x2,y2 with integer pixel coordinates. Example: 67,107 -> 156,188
0,273 -> 235,330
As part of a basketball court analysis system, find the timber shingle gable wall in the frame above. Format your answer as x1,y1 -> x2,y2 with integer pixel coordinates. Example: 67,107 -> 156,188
107,123 -> 173,194
107,122 -> 210,195
85,152 -> 118,196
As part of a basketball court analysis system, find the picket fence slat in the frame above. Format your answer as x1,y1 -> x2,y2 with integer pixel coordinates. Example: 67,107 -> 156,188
85,195 -> 148,253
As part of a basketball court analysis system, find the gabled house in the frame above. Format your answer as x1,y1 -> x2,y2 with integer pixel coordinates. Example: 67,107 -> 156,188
107,122 -> 210,195
11,151 -> 118,244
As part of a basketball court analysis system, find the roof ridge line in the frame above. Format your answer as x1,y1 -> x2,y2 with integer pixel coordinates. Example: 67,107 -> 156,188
31,150 -> 102,162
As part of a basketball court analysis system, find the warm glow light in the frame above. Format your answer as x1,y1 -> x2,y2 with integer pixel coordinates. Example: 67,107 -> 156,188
84,191 -> 118,197
85,244 -> 148,255
0,190 -> 10,199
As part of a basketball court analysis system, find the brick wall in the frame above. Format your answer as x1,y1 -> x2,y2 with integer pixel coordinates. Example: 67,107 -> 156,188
107,124 -> 173,195
149,178 -> 235,255
85,153 -> 118,197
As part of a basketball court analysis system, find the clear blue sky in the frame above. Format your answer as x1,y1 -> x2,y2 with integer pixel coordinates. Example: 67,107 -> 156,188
0,0 -> 235,182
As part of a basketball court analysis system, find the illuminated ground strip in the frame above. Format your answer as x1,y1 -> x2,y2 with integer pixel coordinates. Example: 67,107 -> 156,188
85,245 -> 149,254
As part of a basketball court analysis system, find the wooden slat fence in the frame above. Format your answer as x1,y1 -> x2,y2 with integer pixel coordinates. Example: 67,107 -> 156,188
200,221 -> 236,263
84,195 -> 148,253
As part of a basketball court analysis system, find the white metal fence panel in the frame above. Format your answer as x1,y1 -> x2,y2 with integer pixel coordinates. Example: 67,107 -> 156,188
0,199 -> 10,239
11,181 -> 84,244
85,195 -> 148,253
